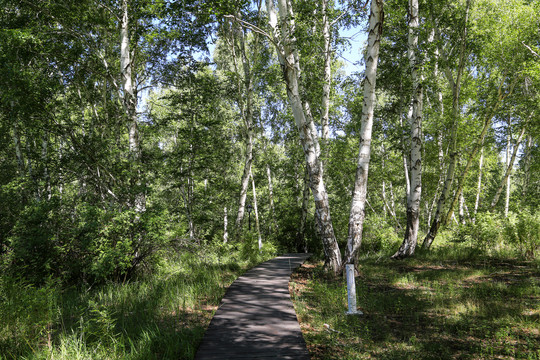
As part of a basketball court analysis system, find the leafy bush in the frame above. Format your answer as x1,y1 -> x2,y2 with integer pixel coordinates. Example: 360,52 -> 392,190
6,196 -> 169,284
239,231 -> 278,265
504,210 -> 540,259
450,212 -> 505,254
7,198 -> 64,284
361,215 -> 401,254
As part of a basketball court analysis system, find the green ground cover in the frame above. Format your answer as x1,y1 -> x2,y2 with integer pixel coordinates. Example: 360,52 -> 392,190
290,247 -> 539,359
0,241 -> 276,360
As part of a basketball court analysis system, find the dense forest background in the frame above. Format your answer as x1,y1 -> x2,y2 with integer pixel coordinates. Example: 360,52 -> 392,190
0,0 -> 539,358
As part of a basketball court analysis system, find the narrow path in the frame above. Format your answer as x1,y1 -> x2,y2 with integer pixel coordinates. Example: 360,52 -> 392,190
194,253 -> 311,360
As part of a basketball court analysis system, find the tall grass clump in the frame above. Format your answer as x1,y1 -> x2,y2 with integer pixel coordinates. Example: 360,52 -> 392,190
0,240 -> 277,360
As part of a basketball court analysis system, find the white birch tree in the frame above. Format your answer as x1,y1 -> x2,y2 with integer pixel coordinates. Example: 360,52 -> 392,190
343,0 -> 384,266
422,0 -> 471,249
120,0 -> 145,214
392,0 -> 423,259
266,0 -> 342,272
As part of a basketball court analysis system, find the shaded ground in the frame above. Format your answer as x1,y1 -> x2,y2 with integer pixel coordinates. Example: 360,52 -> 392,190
289,257 -> 539,359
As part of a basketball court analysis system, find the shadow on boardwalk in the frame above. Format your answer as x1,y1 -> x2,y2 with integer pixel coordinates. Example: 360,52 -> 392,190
194,253 -> 311,360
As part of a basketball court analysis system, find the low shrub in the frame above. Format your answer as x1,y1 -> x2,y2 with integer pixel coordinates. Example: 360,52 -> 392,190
362,215 -> 401,254
504,210 -> 540,259
449,212 -> 505,255
6,196 -> 169,285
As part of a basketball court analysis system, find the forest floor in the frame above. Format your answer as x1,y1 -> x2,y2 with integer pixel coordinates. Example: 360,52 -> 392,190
290,254 -> 540,359
0,242 -> 276,360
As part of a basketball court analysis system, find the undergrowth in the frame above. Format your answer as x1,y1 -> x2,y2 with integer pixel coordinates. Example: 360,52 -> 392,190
290,243 -> 540,359
0,240 -> 277,360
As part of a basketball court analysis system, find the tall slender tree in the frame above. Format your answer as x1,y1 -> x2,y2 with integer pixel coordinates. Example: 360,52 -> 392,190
422,0 -> 471,249
392,0 -> 423,259
266,0 -> 342,272
343,0 -> 384,267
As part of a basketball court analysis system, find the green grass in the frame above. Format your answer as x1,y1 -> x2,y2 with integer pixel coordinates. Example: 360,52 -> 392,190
0,241 -> 277,360
290,248 -> 540,359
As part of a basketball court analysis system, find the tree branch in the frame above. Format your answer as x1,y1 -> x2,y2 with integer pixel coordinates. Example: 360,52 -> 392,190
330,0 -> 370,27
522,42 -> 540,58
224,14 -> 278,48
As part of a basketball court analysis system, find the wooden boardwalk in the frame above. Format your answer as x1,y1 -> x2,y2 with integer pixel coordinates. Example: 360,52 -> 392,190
194,253 -> 311,360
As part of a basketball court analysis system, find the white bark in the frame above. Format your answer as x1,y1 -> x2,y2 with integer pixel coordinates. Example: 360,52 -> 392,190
231,16 -> 256,229
250,172 -> 263,250
343,0 -> 384,266
41,135 -> 51,200
298,166 -> 310,252
383,181 -> 401,230
382,149 -> 401,230
236,142 -> 252,227
459,191 -> 465,224
444,78 -> 519,224
473,146 -> 484,222
266,163 -> 278,233
428,29 -> 446,228
490,125 -> 526,212
392,0 -> 422,259
268,0 -> 341,273
188,176 -> 194,241
402,108 -> 411,199
224,206 -> 229,243
24,131 -> 35,185
522,135 -> 533,196
121,0 -> 145,213
504,130 -> 511,217
12,122 -> 25,174
423,0 -> 471,249
320,0 -> 331,145
121,0 -> 137,156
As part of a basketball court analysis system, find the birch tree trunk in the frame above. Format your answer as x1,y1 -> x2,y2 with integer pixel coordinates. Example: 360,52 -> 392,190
12,122 -> 25,174
224,206 -> 229,243
392,0 -> 422,259
236,136 -> 253,227
188,175 -> 194,241
121,0 -> 145,213
267,0 -> 341,273
504,129 -> 511,217
266,163 -> 278,233
230,17 -> 257,230
320,0 -> 331,148
41,134 -> 51,200
382,149 -> 401,230
444,78 -> 519,224
428,29 -> 446,228
24,130 -> 36,196
490,125 -> 526,212
298,166 -> 310,252
402,108 -> 412,199
459,191 -> 465,224
473,145 -> 484,222
422,0 -> 471,249
343,0 -> 384,266
383,181 -> 401,230
250,171 -> 263,250
522,135 -> 533,196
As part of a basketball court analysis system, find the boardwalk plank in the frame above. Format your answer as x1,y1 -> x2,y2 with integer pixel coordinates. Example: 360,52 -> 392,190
194,253 -> 311,360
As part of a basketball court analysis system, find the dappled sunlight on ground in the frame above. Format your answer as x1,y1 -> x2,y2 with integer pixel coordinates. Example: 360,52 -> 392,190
290,257 -> 540,359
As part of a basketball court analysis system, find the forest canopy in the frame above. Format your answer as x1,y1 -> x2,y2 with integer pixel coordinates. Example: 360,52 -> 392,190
0,0 -> 539,281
